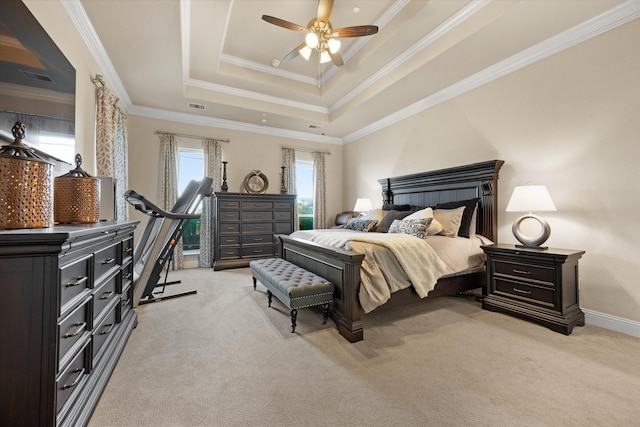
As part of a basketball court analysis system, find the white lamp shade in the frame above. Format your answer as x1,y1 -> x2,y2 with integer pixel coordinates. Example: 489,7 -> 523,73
353,198 -> 373,212
328,38 -> 341,54
320,50 -> 331,64
305,32 -> 318,49
299,45 -> 312,60
506,185 -> 556,212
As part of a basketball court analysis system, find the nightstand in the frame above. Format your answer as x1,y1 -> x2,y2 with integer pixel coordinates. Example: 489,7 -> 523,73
481,244 -> 585,335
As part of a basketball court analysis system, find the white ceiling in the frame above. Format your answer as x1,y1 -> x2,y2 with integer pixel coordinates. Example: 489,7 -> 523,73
71,0 -> 637,145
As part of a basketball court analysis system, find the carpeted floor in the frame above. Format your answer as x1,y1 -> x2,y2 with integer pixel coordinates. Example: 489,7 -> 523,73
88,268 -> 640,427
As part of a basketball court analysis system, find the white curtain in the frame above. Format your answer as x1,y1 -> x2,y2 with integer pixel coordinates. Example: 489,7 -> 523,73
94,75 -> 128,220
282,147 -> 298,231
158,133 -> 183,269
199,139 -> 222,267
313,151 -> 327,229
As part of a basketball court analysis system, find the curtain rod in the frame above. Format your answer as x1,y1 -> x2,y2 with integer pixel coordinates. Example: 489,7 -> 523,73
91,74 -> 105,87
282,145 -> 331,155
155,130 -> 229,143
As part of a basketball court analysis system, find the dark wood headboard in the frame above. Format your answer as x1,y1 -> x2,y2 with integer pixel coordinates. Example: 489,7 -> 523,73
377,160 -> 504,242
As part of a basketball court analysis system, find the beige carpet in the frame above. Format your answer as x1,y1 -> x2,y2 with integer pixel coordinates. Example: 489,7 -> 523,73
89,268 -> 640,427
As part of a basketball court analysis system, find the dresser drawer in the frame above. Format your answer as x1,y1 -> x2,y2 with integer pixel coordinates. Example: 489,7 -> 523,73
220,223 -> 240,234
219,247 -> 241,259
275,211 -> 292,221
242,245 -> 275,257
92,301 -> 119,363
243,222 -> 273,233
220,235 -> 240,245
122,237 -> 134,262
94,242 -> 120,283
493,259 -> 555,284
56,339 -> 89,414
219,201 -> 240,210
219,210 -> 240,221
59,254 -> 92,316
494,277 -> 555,308
243,201 -> 273,210
275,222 -> 293,234
119,260 -> 133,294
243,211 -> 273,221
242,234 -> 273,245
92,271 -> 119,324
58,298 -> 90,370
118,283 -> 133,323
275,202 -> 292,210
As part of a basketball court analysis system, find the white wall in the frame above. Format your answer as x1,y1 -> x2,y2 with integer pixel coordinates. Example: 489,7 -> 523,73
342,20 -> 640,323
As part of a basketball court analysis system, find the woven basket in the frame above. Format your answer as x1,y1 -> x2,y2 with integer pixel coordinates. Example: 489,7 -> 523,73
54,154 -> 100,223
0,122 -> 53,229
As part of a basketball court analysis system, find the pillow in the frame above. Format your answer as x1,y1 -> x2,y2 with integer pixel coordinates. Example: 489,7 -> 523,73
404,207 -> 444,236
382,204 -> 413,211
344,218 -> 378,232
388,218 -> 433,239
433,206 -> 466,237
376,209 -> 412,233
435,198 -> 480,238
361,208 -> 386,223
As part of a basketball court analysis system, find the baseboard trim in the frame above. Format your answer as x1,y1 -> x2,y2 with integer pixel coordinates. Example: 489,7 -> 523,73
583,309 -> 640,339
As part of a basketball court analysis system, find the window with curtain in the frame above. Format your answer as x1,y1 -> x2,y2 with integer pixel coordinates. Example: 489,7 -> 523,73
178,148 -> 204,252
295,160 -> 314,230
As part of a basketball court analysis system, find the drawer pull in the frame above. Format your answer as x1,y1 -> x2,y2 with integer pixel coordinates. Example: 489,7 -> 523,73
65,276 -> 88,288
512,287 -> 532,295
121,298 -> 131,307
254,249 -> 263,254
512,269 -> 531,275
124,247 -> 133,253
100,323 -> 115,335
100,290 -> 115,300
62,368 -> 85,390
123,272 -> 133,280
64,322 -> 86,338
101,257 -> 116,265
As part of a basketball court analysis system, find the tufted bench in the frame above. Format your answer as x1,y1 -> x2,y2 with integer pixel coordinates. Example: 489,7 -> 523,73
250,258 -> 335,333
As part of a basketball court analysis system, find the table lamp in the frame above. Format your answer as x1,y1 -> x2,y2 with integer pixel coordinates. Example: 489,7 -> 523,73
505,185 -> 556,249
353,198 -> 373,216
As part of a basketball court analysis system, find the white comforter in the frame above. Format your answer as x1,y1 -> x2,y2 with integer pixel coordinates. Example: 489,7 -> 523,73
290,230 -> 447,312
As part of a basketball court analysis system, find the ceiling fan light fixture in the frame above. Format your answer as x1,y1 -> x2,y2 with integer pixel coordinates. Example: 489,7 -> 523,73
320,50 -> 331,64
305,32 -> 319,49
328,38 -> 340,54
299,45 -> 312,60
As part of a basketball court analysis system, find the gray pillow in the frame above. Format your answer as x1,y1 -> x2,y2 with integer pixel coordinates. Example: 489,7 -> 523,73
376,210 -> 412,233
388,218 -> 434,239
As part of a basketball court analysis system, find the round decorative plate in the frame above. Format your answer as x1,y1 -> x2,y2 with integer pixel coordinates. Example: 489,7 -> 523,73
243,170 -> 269,194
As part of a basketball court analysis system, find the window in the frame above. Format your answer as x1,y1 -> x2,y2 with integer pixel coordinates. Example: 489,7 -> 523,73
37,132 -> 76,164
178,148 -> 204,251
295,160 -> 314,230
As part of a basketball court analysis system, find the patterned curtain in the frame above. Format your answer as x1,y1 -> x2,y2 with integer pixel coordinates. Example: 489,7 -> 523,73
94,75 -> 128,220
313,151 -> 327,229
199,139 -> 222,267
158,133 -> 183,269
282,147 -> 298,231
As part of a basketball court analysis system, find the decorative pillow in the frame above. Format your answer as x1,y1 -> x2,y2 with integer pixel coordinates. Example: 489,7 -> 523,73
435,198 -> 480,238
361,208 -> 386,223
382,203 -> 413,211
344,218 -> 378,232
388,218 -> 433,239
376,209 -> 412,233
404,207 -> 444,236
433,206 -> 466,237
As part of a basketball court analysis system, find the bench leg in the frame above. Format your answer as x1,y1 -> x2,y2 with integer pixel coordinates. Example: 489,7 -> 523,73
322,303 -> 330,324
267,290 -> 273,307
252,276 -> 257,290
290,308 -> 297,333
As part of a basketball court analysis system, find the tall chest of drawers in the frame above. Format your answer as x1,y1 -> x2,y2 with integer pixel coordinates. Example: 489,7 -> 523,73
212,192 -> 296,270
482,244 -> 585,335
0,221 -> 138,427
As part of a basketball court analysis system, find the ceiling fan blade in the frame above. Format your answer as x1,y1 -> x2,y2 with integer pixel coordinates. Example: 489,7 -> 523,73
329,50 -> 344,67
317,0 -> 334,23
282,42 -> 308,62
261,15 -> 307,32
333,25 -> 379,38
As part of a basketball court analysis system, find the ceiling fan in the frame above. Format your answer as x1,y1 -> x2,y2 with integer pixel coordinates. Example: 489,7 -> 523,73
261,0 -> 378,67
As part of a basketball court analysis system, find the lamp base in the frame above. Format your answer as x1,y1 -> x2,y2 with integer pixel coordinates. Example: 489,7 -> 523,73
515,244 -> 548,250
512,213 -> 551,248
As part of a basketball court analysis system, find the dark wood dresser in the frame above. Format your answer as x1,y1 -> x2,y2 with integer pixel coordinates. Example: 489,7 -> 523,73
482,244 -> 585,335
0,221 -> 138,427
212,192 -> 295,270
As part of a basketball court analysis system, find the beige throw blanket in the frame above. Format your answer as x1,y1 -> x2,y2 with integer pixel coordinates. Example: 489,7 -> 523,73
301,231 -> 448,313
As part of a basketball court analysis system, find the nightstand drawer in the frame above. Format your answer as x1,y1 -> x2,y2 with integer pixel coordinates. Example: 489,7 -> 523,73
494,259 -> 555,283
494,277 -> 555,308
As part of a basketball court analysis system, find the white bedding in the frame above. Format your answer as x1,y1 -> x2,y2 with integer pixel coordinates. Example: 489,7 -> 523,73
289,229 -> 492,313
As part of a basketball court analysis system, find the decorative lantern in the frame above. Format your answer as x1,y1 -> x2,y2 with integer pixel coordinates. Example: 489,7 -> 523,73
0,122 -> 53,229
54,154 -> 100,223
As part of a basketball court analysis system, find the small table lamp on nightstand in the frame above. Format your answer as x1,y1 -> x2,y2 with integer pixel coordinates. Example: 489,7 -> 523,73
353,198 -> 373,216
506,185 -> 556,249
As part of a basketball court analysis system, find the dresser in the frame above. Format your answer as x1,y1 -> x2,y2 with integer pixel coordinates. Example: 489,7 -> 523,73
212,193 -> 296,270
0,221 -> 138,427
482,244 -> 585,335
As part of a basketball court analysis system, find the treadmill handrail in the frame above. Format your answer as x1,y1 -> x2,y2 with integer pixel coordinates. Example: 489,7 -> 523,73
124,190 -> 201,220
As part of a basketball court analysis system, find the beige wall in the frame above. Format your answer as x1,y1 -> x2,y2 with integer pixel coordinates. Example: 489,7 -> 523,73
343,21 -> 640,322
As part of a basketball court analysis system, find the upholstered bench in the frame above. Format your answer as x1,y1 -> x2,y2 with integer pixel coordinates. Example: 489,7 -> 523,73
249,258 -> 335,333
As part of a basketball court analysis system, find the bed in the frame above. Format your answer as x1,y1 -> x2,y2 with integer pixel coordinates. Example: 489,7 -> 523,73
278,160 -> 504,342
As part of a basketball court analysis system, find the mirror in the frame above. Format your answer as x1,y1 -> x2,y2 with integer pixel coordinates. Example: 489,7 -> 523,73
0,0 -> 75,171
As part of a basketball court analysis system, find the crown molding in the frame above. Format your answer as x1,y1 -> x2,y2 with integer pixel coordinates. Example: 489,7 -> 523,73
343,0 -> 640,144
